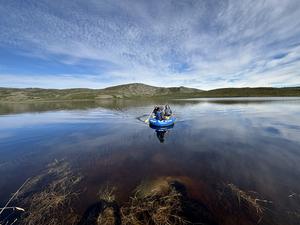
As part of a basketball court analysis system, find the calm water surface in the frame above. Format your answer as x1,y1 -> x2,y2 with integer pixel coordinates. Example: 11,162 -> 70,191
0,98 -> 300,223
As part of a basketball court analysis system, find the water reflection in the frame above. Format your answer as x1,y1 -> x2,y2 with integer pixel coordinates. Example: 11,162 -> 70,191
0,98 -> 300,224
2,97 -> 300,116
149,124 -> 174,143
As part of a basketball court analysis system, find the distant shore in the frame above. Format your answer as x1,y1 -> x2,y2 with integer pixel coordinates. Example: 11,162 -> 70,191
1,83 -> 300,102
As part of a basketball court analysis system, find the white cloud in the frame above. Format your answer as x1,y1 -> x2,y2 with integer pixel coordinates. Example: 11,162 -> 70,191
0,0 -> 300,89
0,73 -> 113,89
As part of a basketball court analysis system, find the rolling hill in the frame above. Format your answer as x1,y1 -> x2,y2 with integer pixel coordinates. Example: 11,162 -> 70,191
0,83 -> 299,102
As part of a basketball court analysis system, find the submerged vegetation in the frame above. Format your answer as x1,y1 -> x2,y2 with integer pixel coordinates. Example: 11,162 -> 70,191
0,161 -> 82,225
1,83 -> 300,102
3,159 -> 299,225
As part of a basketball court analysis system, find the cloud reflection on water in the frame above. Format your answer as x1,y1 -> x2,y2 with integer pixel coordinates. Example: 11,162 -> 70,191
0,97 -> 300,222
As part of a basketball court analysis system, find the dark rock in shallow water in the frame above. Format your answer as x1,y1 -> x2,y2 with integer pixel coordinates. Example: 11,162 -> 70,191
77,201 -> 121,225
77,202 -> 103,225
77,179 -> 218,225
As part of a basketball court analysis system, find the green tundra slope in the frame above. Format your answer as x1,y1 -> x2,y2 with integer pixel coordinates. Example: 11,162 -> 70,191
200,87 -> 300,97
0,83 -> 202,102
0,83 -> 299,102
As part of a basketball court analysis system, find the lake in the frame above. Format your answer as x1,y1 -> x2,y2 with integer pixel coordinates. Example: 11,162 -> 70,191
0,97 -> 300,225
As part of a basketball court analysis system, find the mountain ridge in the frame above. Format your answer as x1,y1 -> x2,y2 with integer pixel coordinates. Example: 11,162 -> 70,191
0,83 -> 300,102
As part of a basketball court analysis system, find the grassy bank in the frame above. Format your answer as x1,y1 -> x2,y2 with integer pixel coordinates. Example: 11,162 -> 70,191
1,83 -> 300,102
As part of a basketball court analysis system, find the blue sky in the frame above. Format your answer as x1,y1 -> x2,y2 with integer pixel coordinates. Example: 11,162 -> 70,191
0,0 -> 300,89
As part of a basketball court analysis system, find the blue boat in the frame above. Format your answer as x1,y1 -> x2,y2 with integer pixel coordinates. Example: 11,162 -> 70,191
149,116 -> 176,127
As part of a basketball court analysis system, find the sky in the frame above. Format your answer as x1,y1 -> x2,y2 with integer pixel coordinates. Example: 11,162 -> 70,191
0,0 -> 300,90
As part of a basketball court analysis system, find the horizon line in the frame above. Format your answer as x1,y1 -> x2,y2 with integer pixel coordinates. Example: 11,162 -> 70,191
1,82 -> 299,91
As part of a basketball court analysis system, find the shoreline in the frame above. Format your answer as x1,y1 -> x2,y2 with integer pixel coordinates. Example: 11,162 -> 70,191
1,95 -> 300,104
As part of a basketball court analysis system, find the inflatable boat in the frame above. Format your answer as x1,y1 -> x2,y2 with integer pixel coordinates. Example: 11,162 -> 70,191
149,116 -> 176,127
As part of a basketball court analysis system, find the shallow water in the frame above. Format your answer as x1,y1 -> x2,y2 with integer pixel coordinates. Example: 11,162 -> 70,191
0,98 -> 300,224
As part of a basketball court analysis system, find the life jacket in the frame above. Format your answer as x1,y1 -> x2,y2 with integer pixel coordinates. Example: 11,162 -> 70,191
155,111 -> 163,120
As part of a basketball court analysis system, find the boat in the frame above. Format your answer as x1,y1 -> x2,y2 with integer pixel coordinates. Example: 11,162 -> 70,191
149,116 -> 176,127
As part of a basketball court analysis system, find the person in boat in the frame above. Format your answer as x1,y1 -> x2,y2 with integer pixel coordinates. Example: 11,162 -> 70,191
153,106 -> 159,114
164,105 -> 172,117
153,106 -> 163,120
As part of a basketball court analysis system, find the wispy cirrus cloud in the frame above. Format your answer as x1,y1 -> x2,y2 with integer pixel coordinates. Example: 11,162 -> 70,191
0,0 -> 300,89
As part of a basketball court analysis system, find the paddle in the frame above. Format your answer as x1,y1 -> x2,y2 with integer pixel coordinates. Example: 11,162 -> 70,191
145,108 -> 154,124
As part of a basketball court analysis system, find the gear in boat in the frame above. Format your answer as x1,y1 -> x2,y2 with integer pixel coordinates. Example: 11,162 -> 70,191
148,105 -> 176,127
